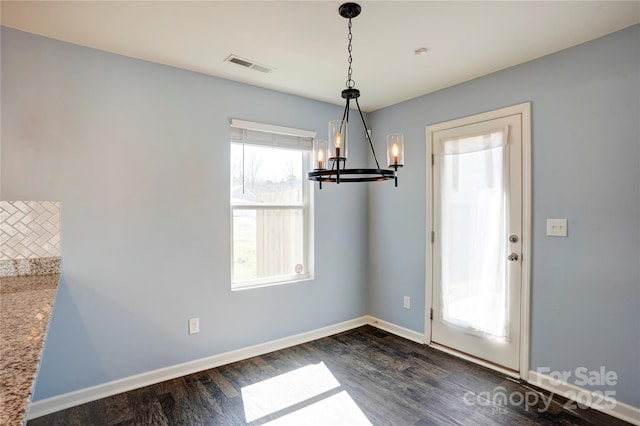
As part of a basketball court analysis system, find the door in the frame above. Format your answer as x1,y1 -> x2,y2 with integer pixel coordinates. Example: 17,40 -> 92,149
430,113 -> 523,371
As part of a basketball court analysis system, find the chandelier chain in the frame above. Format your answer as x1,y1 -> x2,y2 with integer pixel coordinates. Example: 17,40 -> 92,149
346,18 -> 355,88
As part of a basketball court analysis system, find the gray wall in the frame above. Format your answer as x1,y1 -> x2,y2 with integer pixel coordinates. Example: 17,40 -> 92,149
368,24 -> 640,407
2,23 -> 639,409
1,27 -> 370,400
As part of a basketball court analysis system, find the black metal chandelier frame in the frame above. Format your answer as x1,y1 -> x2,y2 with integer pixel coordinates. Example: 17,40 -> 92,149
307,2 -> 403,188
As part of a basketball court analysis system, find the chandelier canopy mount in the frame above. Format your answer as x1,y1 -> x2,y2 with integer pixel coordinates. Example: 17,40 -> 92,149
338,2 -> 361,19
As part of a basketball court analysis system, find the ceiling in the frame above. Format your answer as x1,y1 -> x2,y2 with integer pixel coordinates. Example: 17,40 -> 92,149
2,1 -> 639,112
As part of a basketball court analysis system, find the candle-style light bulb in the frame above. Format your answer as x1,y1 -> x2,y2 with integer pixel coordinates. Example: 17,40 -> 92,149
317,149 -> 324,169
334,132 -> 342,148
334,132 -> 343,159
387,134 -> 404,168
328,120 -> 345,162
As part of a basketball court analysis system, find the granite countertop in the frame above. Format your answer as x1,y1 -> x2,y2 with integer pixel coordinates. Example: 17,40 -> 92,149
0,274 -> 59,426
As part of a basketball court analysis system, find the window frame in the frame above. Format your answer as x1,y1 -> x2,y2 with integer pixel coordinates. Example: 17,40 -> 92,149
230,120 -> 315,291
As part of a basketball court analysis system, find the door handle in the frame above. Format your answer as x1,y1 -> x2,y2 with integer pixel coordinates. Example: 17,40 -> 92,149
507,252 -> 519,262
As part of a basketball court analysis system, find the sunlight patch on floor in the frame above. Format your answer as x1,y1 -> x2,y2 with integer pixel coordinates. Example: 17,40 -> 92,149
264,390 -> 372,425
241,361 -> 342,423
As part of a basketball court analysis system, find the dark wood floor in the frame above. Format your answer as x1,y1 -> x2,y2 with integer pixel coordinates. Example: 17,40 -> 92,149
28,326 -> 630,425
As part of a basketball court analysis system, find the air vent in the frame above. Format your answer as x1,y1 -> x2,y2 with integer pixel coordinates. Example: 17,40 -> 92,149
224,55 -> 274,74
229,57 -> 252,67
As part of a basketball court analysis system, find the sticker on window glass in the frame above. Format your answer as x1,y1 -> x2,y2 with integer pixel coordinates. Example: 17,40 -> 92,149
295,264 -> 304,274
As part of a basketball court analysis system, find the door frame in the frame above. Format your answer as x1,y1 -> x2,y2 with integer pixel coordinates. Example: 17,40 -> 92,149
424,102 -> 532,379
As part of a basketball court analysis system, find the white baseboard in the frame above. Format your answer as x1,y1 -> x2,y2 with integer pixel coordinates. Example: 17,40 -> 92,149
28,316 -> 368,420
528,370 -> 640,425
366,316 -> 425,344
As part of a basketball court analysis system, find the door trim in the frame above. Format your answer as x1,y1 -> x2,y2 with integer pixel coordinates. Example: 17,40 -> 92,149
424,102 -> 532,379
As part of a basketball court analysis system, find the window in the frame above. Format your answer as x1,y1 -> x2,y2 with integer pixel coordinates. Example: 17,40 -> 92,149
230,120 -> 315,290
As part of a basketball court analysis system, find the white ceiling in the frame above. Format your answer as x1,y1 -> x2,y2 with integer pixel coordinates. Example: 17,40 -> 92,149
2,1 -> 639,112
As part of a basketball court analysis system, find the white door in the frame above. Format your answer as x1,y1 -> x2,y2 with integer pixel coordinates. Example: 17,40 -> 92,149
430,112 -> 523,371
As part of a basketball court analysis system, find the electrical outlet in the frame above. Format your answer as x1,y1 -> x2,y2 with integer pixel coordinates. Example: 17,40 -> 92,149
403,296 -> 411,309
188,318 -> 200,335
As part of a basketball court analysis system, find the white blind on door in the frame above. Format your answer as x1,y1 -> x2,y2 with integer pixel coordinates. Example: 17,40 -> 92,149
440,127 -> 509,341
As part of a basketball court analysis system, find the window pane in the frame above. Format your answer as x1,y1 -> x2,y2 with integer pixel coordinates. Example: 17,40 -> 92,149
231,144 -> 304,205
233,208 -> 305,284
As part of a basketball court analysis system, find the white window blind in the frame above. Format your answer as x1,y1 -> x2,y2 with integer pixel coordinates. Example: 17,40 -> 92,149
230,119 -> 315,150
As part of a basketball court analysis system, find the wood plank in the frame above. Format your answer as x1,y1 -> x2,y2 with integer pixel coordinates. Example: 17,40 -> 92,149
206,368 -> 239,399
127,386 -> 169,426
104,392 -> 132,425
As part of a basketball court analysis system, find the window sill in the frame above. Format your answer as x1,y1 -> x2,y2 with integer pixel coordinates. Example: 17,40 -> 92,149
231,275 -> 313,291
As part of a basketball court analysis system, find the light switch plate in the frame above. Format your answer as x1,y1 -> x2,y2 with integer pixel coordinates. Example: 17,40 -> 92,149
546,218 -> 568,237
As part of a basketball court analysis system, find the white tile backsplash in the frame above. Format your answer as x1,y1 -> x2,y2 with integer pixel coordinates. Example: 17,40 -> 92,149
0,201 -> 60,260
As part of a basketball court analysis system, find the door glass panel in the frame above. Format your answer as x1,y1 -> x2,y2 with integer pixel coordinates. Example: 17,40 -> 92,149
440,129 -> 508,341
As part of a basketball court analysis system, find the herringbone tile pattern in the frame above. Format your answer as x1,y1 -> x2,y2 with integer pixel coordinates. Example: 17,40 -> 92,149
0,201 -> 60,260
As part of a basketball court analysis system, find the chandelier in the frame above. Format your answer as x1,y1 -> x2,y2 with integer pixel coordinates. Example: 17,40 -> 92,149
307,2 -> 405,189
